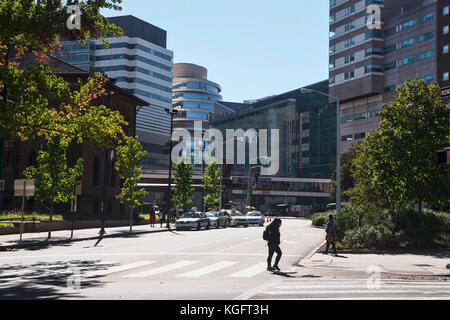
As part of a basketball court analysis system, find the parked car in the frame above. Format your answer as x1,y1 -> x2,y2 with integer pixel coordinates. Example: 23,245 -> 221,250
205,211 -> 227,229
226,210 -> 249,228
247,211 -> 264,227
175,212 -> 210,231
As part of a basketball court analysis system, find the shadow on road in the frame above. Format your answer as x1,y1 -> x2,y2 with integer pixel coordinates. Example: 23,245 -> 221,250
0,260 -> 114,300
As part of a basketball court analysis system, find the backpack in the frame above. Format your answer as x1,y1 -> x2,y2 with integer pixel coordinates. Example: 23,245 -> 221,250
263,228 -> 271,241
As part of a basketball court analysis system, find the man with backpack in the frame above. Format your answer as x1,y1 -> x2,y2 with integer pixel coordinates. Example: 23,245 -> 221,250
263,218 -> 283,272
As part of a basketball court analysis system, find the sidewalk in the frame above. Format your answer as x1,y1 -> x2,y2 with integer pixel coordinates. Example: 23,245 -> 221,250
299,241 -> 450,276
0,223 -> 173,251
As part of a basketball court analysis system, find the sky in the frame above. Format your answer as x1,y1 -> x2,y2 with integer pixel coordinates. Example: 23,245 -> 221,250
101,0 -> 330,103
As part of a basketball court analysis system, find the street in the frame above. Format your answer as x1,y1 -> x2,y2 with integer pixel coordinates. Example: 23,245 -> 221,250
0,219 -> 325,300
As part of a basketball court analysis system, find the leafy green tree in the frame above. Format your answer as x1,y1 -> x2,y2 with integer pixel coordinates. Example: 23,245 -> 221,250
0,0 -> 125,144
351,79 -> 450,212
202,160 -> 221,211
173,159 -> 194,212
115,136 -> 148,233
24,135 -> 83,239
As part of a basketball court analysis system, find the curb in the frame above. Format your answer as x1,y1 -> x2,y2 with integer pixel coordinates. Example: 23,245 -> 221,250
0,227 -> 172,251
298,240 -> 327,266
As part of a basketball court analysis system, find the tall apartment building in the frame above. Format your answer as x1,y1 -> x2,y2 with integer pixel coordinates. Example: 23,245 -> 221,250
57,15 -> 174,155
329,0 -> 450,153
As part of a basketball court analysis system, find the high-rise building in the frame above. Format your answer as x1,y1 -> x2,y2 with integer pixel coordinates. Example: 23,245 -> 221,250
57,15 -> 174,152
329,0 -> 450,153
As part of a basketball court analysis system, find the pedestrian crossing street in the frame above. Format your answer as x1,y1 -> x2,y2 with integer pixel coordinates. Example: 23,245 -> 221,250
244,279 -> 450,300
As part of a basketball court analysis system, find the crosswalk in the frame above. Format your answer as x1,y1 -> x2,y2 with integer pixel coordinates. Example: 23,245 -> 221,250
1,259 -> 273,282
243,279 -> 450,300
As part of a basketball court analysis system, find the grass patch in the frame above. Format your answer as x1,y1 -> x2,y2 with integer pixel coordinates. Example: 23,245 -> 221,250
0,223 -> 14,228
0,210 -> 63,222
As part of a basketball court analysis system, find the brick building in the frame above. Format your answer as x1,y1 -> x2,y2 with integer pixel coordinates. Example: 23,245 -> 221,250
0,58 -> 148,218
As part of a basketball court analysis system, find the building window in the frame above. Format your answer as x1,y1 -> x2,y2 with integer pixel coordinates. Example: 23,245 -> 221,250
384,26 -> 397,37
345,37 -> 355,48
341,135 -> 354,142
329,76 -> 335,84
344,70 -> 355,80
417,50 -> 434,61
345,4 -> 356,16
93,157 -> 101,186
401,20 -> 415,31
341,116 -> 353,124
401,38 -> 415,48
444,45 -> 449,54
444,25 -> 449,35
330,29 -> 336,38
330,45 -> 336,54
444,72 -> 450,81
345,54 -> 355,64
330,0 -> 336,8
444,6 -> 449,16
330,13 -> 336,23
354,132 -> 366,140
329,60 -> 335,69
384,61 -> 397,71
384,44 -> 397,54
399,56 -> 415,66
418,13 -> 434,24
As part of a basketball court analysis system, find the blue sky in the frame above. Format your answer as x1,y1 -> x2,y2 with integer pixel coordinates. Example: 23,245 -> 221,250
102,0 -> 330,102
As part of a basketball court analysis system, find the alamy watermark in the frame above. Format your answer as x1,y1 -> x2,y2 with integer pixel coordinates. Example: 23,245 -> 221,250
172,121 -> 280,176
366,265 -> 382,290
366,5 -> 382,30
66,5 -> 81,30
66,267 -> 81,289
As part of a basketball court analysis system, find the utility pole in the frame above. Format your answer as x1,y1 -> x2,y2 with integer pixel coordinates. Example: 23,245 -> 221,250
165,108 -> 178,228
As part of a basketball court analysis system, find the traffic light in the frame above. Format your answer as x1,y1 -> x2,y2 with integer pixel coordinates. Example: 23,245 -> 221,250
437,150 -> 450,165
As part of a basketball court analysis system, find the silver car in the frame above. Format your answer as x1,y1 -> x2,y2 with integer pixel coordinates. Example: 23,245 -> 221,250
247,211 -> 264,227
205,212 -> 227,229
176,212 -> 210,231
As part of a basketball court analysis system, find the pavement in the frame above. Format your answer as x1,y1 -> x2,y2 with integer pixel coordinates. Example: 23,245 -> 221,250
0,219 -> 325,300
0,222 -> 172,250
299,240 -> 450,277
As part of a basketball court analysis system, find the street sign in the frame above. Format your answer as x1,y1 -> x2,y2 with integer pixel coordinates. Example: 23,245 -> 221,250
441,86 -> 450,99
14,179 -> 35,197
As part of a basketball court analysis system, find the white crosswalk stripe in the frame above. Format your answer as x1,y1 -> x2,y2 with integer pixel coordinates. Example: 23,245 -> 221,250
125,260 -> 198,278
246,280 -> 450,300
84,261 -> 158,278
177,261 -> 238,278
229,262 -> 268,278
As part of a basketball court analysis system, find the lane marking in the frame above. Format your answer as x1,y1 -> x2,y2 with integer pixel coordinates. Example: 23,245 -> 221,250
178,261 -> 238,278
84,261 -> 158,278
230,262 -> 268,278
125,260 -> 198,278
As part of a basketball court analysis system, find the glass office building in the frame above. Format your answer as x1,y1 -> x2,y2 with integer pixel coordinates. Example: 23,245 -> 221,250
210,80 -> 336,213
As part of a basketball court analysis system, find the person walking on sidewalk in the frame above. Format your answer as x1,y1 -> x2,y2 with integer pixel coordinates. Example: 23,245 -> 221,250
150,206 -> 156,228
265,218 -> 283,272
325,214 -> 337,255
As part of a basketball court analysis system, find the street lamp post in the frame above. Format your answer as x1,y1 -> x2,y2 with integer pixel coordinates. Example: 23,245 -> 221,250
300,88 -> 341,215
165,108 -> 178,229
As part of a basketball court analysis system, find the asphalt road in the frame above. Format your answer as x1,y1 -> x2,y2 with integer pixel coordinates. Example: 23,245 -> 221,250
0,218 -> 325,300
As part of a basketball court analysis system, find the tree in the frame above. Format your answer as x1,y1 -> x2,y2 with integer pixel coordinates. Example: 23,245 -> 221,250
330,146 -> 358,202
173,159 -> 194,213
24,135 -> 83,239
351,79 -> 450,212
0,0 -> 125,144
202,160 -> 221,212
115,136 -> 148,233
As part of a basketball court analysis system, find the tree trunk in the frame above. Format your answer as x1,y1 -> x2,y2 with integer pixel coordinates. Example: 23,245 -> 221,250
129,207 -> 133,234
48,203 -> 54,240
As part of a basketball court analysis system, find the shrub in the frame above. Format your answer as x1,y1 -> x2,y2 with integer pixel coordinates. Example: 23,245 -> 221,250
397,209 -> 450,245
343,225 -> 397,249
311,212 -> 329,227
335,206 -> 360,241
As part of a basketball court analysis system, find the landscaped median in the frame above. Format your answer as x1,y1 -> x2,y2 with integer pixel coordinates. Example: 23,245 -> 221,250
310,205 -> 450,251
